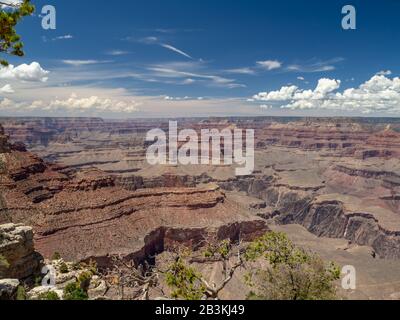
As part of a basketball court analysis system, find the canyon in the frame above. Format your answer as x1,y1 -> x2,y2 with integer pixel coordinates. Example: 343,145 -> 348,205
1,116 -> 400,299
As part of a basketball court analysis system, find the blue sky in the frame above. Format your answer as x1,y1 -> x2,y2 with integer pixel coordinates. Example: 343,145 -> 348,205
1,0 -> 400,118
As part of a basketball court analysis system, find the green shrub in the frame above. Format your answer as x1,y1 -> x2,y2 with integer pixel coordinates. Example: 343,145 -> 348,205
165,257 -> 206,300
78,271 -> 92,291
37,291 -> 60,300
0,254 -> 9,268
59,262 -> 69,274
79,260 -> 98,275
72,262 -> 81,270
63,282 -> 89,300
34,275 -> 42,287
51,252 -> 61,260
16,286 -> 27,300
245,231 -> 341,300
0,254 -> 9,278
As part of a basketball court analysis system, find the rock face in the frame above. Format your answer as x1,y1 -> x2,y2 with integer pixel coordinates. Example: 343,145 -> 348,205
0,124 -> 267,266
3,117 -> 400,299
273,193 -> 400,259
30,184 -> 266,265
2,117 -> 400,262
255,119 -> 400,158
0,224 -> 42,279
0,279 -> 20,300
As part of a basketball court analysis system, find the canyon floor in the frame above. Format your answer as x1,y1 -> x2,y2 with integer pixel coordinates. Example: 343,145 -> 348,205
1,117 -> 400,299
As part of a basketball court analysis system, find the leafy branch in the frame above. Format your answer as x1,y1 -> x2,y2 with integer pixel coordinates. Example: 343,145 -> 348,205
0,0 -> 35,66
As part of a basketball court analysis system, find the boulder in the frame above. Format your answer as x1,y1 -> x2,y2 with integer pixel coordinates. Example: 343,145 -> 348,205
27,285 -> 63,300
0,224 -> 43,279
0,279 -> 19,300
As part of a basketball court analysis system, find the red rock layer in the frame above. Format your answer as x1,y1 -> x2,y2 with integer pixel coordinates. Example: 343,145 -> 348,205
0,126 -> 266,264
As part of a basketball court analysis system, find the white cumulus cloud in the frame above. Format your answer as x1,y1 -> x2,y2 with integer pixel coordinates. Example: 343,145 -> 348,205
0,62 -> 49,82
252,74 -> 400,114
49,93 -> 141,113
0,93 -> 141,114
253,85 -> 298,101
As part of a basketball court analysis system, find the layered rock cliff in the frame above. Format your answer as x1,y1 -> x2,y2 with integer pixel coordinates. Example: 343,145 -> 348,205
0,125 -> 266,266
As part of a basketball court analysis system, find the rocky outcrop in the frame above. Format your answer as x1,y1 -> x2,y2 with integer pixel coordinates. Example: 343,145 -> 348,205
256,185 -> 400,259
30,185 -> 266,266
334,165 -> 400,179
0,224 -> 42,279
65,169 -> 115,191
280,199 -> 400,259
0,279 -> 20,300
0,125 -> 11,154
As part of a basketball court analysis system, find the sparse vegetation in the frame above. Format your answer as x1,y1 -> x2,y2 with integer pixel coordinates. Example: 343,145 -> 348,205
62,268 -> 94,300
245,232 -> 341,300
0,253 -> 9,277
165,256 -> 206,300
63,282 -> 89,300
162,232 -> 340,301
106,255 -> 159,300
16,285 -> 27,300
0,253 -> 8,267
78,271 -> 93,291
37,291 -> 60,301
51,252 -> 61,260
59,261 -> 69,274
80,259 -> 98,275
34,275 -> 42,287
165,239 -> 245,300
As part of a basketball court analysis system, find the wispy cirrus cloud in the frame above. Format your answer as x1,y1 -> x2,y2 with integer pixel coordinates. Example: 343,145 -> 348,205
137,36 -> 159,44
225,57 -> 342,76
160,44 -> 193,59
61,60 -> 112,67
376,70 -> 392,76
225,59 -> 282,75
52,34 -> 74,41
224,67 -> 256,75
164,95 -> 204,101
106,50 -> 130,56
0,0 -> 22,8
127,35 -> 194,59
153,28 -> 202,34
257,60 -> 282,71
147,61 -> 245,89
286,58 -> 344,73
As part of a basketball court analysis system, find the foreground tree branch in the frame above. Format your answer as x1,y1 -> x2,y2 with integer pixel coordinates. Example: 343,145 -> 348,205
0,0 -> 34,66
166,236 -> 246,300
105,255 -> 161,300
